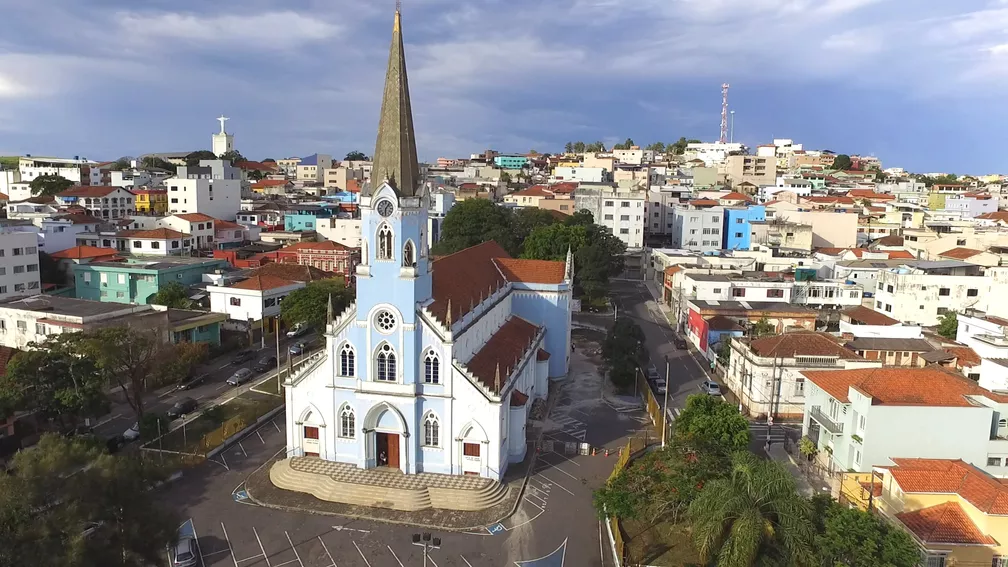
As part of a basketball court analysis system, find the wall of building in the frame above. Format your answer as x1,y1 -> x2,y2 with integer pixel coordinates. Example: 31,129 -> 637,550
0,231 -> 41,300
773,210 -> 858,248
724,206 -> 766,251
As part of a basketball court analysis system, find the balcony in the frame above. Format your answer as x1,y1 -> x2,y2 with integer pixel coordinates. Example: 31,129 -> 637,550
809,406 -> 844,435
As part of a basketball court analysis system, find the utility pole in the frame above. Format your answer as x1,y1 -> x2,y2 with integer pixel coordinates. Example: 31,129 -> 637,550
662,355 -> 670,448
412,533 -> 441,567
275,318 -> 282,393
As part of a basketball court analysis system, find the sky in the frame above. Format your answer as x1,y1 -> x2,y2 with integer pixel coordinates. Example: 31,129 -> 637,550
0,0 -> 1006,174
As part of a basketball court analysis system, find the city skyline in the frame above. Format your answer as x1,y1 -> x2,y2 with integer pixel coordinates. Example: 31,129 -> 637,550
0,0 -> 1005,173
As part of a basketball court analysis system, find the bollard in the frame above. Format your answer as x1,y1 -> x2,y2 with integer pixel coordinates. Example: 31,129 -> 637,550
592,446 -> 596,456
605,448 -> 610,457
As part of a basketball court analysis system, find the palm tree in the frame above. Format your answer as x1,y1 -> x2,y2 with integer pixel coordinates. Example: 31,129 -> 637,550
688,452 -> 814,567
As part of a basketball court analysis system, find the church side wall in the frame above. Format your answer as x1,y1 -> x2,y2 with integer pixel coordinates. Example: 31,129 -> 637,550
510,287 -> 572,377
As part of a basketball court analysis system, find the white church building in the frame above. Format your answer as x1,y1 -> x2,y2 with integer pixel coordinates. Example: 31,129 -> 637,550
282,8 -> 573,481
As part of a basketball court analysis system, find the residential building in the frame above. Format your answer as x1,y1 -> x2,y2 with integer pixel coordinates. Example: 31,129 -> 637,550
55,186 -> 136,219
944,193 -> 998,219
574,186 -> 646,248
214,220 -> 258,249
296,154 -> 334,183
791,280 -> 864,309
832,258 -> 916,296
684,299 -> 817,354
275,241 -> 360,278
0,295 -> 226,349
645,187 -> 691,237
0,231 -> 41,300
15,155 -> 95,184
284,204 -> 334,232
843,337 -> 935,366
208,273 -> 306,322
73,258 -> 228,304
801,366 -> 1008,479
133,189 -> 169,215
166,160 -> 242,221
770,208 -> 858,248
551,167 -> 608,183
493,155 -> 528,169
722,154 -> 777,187
315,216 -> 363,248
503,184 -> 577,215
936,246 -> 1002,267
749,220 -> 814,252
726,332 -> 874,419
723,205 -> 766,251
874,261 -> 987,325
672,206 -> 724,253
116,228 -> 193,256
838,305 -> 923,338
276,157 -> 302,177
683,142 -> 745,167
323,165 -> 364,191
49,245 -> 121,284
251,179 -> 294,195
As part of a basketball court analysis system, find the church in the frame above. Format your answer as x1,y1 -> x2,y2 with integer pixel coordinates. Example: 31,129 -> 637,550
282,7 -> 573,481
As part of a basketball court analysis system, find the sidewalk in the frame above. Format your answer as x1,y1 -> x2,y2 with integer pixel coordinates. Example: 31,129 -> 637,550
766,443 -> 832,497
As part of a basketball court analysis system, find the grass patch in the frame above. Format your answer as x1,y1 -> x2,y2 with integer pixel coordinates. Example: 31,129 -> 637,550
623,518 -> 703,567
148,390 -> 283,455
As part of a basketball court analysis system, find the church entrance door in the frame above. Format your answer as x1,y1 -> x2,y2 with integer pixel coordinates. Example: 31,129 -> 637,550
376,432 -> 400,469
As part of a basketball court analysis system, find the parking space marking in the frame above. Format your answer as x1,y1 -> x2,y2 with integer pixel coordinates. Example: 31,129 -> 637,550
221,522 -> 240,567
536,473 -> 575,496
274,420 -> 282,433
239,442 -> 248,457
461,556 -> 475,567
428,555 -> 439,567
254,527 -> 272,567
318,536 -> 337,567
352,541 -> 371,567
387,545 -> 404,567
284,532 -> 305,567
538,463 -> 578,482
257,430 -> 266,444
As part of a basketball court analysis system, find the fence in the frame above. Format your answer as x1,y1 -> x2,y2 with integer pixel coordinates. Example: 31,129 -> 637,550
605,435 -> 653,567
636,370 -> 671,443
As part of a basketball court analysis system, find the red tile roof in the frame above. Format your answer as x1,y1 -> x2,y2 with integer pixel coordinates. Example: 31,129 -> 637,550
346,179 -> 361,193
118,228 -> 189,239
664,265 -> 682,276
842,305 -> 899,326
720,192 -> 753,202
494,258 -> 566,284
689,199 -> 720,207
896,502 -> 998,546
465,316 -> 539,393
977,211 -> 1008,222
215,220 -> 243,230
548,182 -> 578,194
231,275 -> 299,291
57,185 -> 126,198
235,160 -> 278,172
0,192 -> 8,201
250,263 -> 334,282
175,213 -> 217,223
847,189 -> 894,201
510,186 -> 554,198
746,331 -> 861,359
279,240 -> 354,253
131,189 -> 167,195
510,389 -> 529,406
802,367 -> 1008,405
803,195 -> 856,205
537,349 -> 551,361
50,245 -> 121,260
431,242 -> 510,324
939,247 -> 984,260
252,179 -> 290,188
0,346 -> 18,376
888,458 -> 1008,515
947,346 -> 981,367
886,250 -> 915,259
55,213 -> 103,225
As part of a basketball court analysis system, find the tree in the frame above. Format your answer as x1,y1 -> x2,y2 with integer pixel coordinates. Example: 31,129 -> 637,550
831,154 -> 853,171
646,142 -> 666,153
139,156 -> 178,173
573,141 -> 586,153
30,174 -> 73,197
219,149 -> 245,164
613,138 -> 635,150
674,394 -> 750,451
937,311 -> 958,339
715,339 -> 731,366
586,141 -> 605,152
565,209 -> 594,227
499,171 -> 512,186
38,251 -> 65,286
185,150 -> 218,166
750,317 -> 776,338
564,142 -> 574,154
0,434 -> 179,567
248,169 -> 265,181
810,494 -> 919,567
575,225 -> 626,303
0,337 -> 108,428
522,223 -> 587,262
512,207 -> 560,251
688,451 -> 814,567
344,151 -> 368,161
603,317 -> 646,390
110,157 -> 132,171
148,281 -> 193,309
280,278 -> 353,330
431,199 -> 519,256
670,137 -> 701,155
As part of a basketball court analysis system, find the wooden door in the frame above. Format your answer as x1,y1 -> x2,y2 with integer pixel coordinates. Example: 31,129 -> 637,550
387,434 -> 400,469
303,426 -> 319,457
462,443 -> 481,475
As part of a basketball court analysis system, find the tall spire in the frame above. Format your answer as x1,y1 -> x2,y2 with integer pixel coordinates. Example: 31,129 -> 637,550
367,4 -> 421,197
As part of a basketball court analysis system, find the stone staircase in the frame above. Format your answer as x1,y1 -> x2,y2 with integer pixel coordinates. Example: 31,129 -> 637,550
269,458 -> 510,512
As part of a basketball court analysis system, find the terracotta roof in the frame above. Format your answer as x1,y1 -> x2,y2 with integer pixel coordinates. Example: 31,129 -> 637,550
346,179 -> 361,193
842,305 -> 899,326
279,240 -> 353,253
0,192 -> 8,201
510,186 -> 553,198
816,247 -> 869,257
664,265 -> 682,276
249,263 -> 334,282
720,192 -> 753,202
747,331 -> 861,359
858,481 -> 883,497
235,160 -> 277,172
803,195 -> 856,205
429,241 -> 513,325
847,189 -> 894,201
130,189 -> 167,195
888,459 -> 1008,515
215,220 -> 243,230
886,250 -> 915,259
494,258 -> 566,284
801,366 -> 1008,405
57,185 -> 126,198
54,213 -> 103,225
873,234 -> 905,246
939,247 -> 984,260
537,349 -> 551,361
174,213 -> 217,223
947,346 -> 981,367
976,211 -> 1008,222
510,389 -> 529,406
231,275 -> 299,291
118,228 -> 189,239
50,245 -> 120,260
548,182 -> 577,194
706,315 -> 744,332
689,199 -> 720,207
896,502 -> 998,546
845,337 -> 934,352
465,316 -> 539,393
252,179 -> 290,188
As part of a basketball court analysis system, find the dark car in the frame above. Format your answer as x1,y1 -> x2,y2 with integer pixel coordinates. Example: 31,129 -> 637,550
105,435 -> 125,454
166,397 -> 197,420
232,350 -> 256,364
175,372 -> 208,391
226,368 -> 253,387
673,336 -> 688,350
254,356 -> 278,373
289,342 -> 306,356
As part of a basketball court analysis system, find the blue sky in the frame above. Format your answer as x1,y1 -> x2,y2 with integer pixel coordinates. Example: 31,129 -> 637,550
0,0 -> 1005,174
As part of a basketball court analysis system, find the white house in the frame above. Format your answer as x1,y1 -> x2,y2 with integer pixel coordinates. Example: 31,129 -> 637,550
874,261 -> 988,325
118,228 -> 193,256
207,275 -> 305,322
54,186 -> 136,220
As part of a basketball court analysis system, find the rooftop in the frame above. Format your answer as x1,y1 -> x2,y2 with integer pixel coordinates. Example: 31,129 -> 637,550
690,299 -> 816,315
0,295 -> 138,318
174,213 -> 217,223
842,305 -> 899,326
465,316 -> 539,394
745,331 -> 862,359
249,262 -> 335,282
231,275 -> 300,291
118,228 -> 189,240
56,186 -> 126,198
938,247 -> 985,260
888,458 -> 1008,515
49,245 -> 120,260
845,337 -> 934,352
801,366 -> 1008,406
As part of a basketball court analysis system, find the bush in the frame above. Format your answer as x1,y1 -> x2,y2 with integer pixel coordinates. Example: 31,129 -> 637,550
139,413 -> 170,440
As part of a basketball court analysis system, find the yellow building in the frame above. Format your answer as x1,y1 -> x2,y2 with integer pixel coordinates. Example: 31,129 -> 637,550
132,189 -> 168,214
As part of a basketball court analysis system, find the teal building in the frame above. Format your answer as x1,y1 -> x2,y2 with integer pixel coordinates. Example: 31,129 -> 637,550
73,258 -> 229,304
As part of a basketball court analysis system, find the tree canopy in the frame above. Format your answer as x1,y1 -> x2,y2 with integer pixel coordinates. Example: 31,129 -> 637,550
30,174 -> 73,197
219,150 -> 245,164
645,142 -> 666,153
344,151 -> 368,161
809,494 -> 919,567
831,154 -> 853,171
139,156 -> 178,173
0,434 -> 179,567
185,150 -> 218,166
148,281 -> 193,309
280,278 -> 354,330
670,137 -> 701,155
602,317 -> 646,390
675,394 -> 751,451
937,311 -> 958,339
613,138 -> 636,150
431,199 -> 520,257
110,157 -> 132,171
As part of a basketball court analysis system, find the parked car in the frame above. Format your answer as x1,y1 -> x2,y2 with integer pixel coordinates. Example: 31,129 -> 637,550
254,356 -> 278,373
699,380 -> 722,396
673,336 -> 688,350
647,365 -> 660,381
231,350 -> 256,364
286,323 -> 310,338
655,382 -> 667,395
171,536 -> 199,567
289,342 -> 307,356
122,422 -> 140,442
105,435 -> 125,454
176,373 -> 208,391
227,368 -> 253,386
166,397 -> 197,420
81,521 -> 104,538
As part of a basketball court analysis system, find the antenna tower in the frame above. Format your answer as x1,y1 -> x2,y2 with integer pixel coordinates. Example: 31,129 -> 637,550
719,83 -> 730,144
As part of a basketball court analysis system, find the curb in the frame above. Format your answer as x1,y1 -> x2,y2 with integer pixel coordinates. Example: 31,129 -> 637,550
207,405 -> 286,459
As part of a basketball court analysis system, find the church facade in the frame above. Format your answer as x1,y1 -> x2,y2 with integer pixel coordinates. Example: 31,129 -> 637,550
282,8 -> 572,481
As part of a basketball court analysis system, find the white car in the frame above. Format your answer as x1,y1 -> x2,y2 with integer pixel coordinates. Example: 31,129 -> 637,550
286,323 -> 309,338
122,422 -> 140,442
700,380 -> 722,396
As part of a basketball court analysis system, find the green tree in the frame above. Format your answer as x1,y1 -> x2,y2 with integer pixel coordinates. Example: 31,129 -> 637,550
512,207 -> 560,250
613,138 -> 635,150
831,154 -> 853,171
670,137 -> 701,155
586,141 -> 606,152
0,434 -> 179,567
675,394 -> 750,451
564,142 -> 574,154
522,224 -> 587,262
139,156 -> 178,172
646,142 -> 666,153
219,149 -> 245,163
573,141 -> 586,153
603,317 -> 646,390
499,171 -> 512,186
148,281 -> 193,309
248,169 -> 265,181
688,452 -> 814,567
280,278 -> 353,330
110,157 -> 132,171
716,338 -> 731,366
431,199 -> 519,256
750,317 -> 775,338
810,494 -> 919,567
0,337 -> 108,428
937,311 -> 958,339
565,209 -> 594,226
344,151 -> 368,161
38,250 -> 66,286
30,174 -> 73,197
575,225 -> 627,303
185,150 -> 218,166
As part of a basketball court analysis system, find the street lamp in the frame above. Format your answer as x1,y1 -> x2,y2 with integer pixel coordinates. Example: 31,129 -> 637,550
412,533 -> 441,567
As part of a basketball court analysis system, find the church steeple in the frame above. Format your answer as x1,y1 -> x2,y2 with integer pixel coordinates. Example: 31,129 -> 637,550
367,4 -> 421,197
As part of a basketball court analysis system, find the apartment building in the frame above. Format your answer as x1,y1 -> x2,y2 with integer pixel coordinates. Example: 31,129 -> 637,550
295,154 -> 334,183
573,186 -> 645,248
166,160 -> 241,221
207,274 -> 305,322
552,166 -> 608,183
874,261 -> 987,325
683,142 -> 744,167
55,186 -> 136,220
944,193 -> 998,219
722,155 -> 777,187
671,206 -> 724,252
749,220 -> 814,252
133,189 -> 169,215
74,258 -> 228,304
0,231 -> 41,300
723,205 -> 765,250
770,208 -> 858,248
16,155 -> 96,184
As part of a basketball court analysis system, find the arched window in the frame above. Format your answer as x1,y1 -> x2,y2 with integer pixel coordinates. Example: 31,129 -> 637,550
339,344 -> 355,377
403,240 -> 415,267
423,413 -> 440,447
424,350 -> 440,384
377,225 -> 393,260
376,344 -> 396,382
339,405 -> 355,438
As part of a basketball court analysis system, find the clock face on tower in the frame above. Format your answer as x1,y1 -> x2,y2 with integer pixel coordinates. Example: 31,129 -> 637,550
376,199 -> 394,217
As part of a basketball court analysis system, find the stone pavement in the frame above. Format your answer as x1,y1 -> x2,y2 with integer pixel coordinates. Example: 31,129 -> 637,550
766,442 -> 832,497
289,457 -> 494,490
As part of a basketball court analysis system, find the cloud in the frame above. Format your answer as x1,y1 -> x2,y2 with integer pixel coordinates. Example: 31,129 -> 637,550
112,11 -> 341,49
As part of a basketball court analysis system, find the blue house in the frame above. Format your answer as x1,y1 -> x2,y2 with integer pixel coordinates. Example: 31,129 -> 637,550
494,155 -> 529,169
284,204 -> 335,231
723,205 -> 766,250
